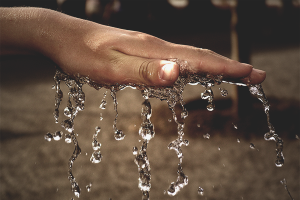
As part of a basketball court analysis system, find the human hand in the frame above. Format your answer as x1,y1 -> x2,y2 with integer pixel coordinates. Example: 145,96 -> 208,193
0,7 -> 266,86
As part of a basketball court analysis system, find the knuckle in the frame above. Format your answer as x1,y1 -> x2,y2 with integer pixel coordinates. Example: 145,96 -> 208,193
139,60 -> 153,83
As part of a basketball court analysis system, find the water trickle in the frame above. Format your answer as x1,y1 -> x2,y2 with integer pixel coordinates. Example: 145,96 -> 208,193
280,178 -> 294,200
91,126 -> 102,163
110,86 -> 125,141
249,84 -> 284,167
99,91 -> 107,109
133,98 -> 154,200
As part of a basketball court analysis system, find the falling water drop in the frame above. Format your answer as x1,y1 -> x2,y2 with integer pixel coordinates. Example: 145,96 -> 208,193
232,123 -> 238,129
237,138 -> 241,143
86,183 -> 92,192
44,132 -> 53,142
132,146 -> 138,155
197,123 -> 201,128
198,187 -> 204,196
181,109 -> 188,119
53,131 -> 63,141
203,133 -> 210,139
65,134 -> 72,143
250,143 -> 256,150
92,140 -> 101,150
90,151 -> 102,163
114,130 -> 125,141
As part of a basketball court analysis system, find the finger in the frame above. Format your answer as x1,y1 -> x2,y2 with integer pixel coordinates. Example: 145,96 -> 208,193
115,33 -> 266,84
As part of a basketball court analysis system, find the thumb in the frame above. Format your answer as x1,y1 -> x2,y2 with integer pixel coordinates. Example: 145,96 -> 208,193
115,55 -> 179,86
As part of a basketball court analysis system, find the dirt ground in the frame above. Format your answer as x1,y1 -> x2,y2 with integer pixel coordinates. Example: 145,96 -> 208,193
0,41 -> 299,200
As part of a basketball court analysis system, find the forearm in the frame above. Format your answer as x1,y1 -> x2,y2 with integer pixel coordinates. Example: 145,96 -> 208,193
0,7 -> 92,57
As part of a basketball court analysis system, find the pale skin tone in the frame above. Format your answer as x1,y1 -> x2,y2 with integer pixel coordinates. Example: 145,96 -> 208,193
0,7 -> 266,86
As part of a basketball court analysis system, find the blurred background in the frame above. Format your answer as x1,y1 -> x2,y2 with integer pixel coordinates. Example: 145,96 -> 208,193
0,0 -> 299,199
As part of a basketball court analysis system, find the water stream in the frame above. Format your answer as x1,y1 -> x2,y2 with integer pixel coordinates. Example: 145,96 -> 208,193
47,59 -> 288,199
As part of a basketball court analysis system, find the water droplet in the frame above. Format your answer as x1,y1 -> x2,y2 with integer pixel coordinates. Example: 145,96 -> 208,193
99,113 -> 103,121
62,119 -> 74,133
86,183 -> 92,192
219,88 -> 228,97
64,106 -> 72,118
114,130 -> 125,141
44,132 -> 53,142
295,135 -> 299,139
206,103 -> 215,111
218,147 -> 221,151
99,99 -> 107,109
139,123 -> 155,140
181,110 -> 188,119
237,138 -> 241,143
95,126 -> 101,134
197,123 -> 201,128
201,90 -> 210,100
65,134 -> 72,143
168,118 -> 172,122
71,182 -> 80,198
232,123 -> 238,129
198,187 -> 204,196
203,133 -> 210,139
90,151 -> 102,163
132,146 -> 138,155
250,143 -> 256,150
92,140 -> 101,150
53,131 -> 63,141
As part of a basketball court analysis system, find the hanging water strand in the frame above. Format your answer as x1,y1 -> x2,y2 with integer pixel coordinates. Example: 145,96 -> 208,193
110,86 -> 125,141
248,84 -> 284,167
133,95 -> 154,200
53,70 -> 88,198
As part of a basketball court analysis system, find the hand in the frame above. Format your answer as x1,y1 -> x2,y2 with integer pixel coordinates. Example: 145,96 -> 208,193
0,7 -> 266,86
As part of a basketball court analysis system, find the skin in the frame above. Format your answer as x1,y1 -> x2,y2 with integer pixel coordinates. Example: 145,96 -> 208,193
0,7 -> 266,86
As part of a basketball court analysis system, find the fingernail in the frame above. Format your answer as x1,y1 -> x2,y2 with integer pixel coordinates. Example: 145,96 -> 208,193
252,68 -> 266,76
160,63 -> 176,81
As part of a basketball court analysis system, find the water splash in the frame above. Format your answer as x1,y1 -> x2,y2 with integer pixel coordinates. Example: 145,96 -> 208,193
249,84 -> 284,167
51,58 -> 284,198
